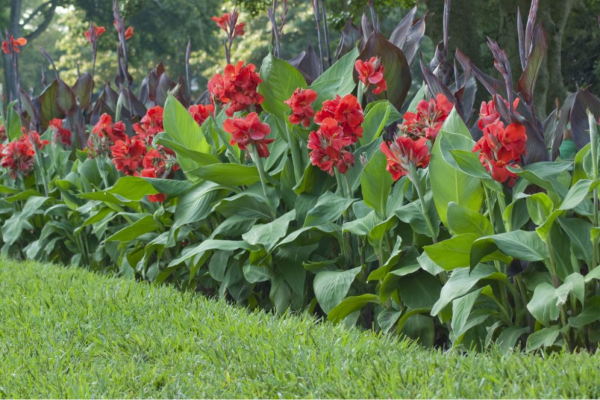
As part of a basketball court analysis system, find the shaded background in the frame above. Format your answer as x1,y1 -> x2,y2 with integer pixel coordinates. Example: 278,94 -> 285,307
1,0 -> 599,118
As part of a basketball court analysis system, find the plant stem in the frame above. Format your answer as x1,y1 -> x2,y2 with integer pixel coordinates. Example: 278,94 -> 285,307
357,82 -> 365,107
250,145 -> 275,220
408,163 -> 437,243
286,124 -> 304,183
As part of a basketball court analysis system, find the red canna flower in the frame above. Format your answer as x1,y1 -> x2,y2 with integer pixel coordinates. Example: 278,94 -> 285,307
208,61 -> 264,117
222,112 -> 273,157
189,104 -> 215,127
140,165 -> 167,203
48,118 -> 72,147
2,36 -> 27,55
133,106 -> 164,145
355,57 -> 387,95
307,117 -> 355,175
400,93 -> 453,141
110,136 -> 147,176
284,88 -> 318,128
27,130 -> 49,150
314,94 -> 364,144
380,135 -> 431,181
113,20 -> 134,40
84,25 -> 106,44
92,113 -> 127,143
212,12 -> 245,38
0,135 -> 35,179
478,96 -> 520,130
473,120 -> 527,187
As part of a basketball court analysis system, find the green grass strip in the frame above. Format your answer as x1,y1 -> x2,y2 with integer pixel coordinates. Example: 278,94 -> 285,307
1,258 -> 599,398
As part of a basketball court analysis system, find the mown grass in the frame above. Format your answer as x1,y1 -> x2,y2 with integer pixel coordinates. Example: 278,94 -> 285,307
1,259 -> 599,398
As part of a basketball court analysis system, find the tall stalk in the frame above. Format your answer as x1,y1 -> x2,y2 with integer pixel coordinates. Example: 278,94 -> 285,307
408,163 -> 437,243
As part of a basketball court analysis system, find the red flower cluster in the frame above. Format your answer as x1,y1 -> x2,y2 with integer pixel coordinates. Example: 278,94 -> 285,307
140,148 -> 180,202
88,114 -> 127,158
0,131 -> 47,179
84,25 -> 106,44
113,21 -> 134,40
212,12 -> 245,38
2,36 -> 27,55
208,61 -> 264,117
473,121 -> 527,187
478,96 -> 520,130
314,94 -> 364,143
110,136 -> 146,176
355,57 -> 387,95
380,136 -> 430,181
223,113 -> 273,158
49,119 -> 72,147
308,118 -> 355,175
284,88 -> 318,128
189,104 -> 215,127
133,106 -> 164,145
400,93 -> 453,141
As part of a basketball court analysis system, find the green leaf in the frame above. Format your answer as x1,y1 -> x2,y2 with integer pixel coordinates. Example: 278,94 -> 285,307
425,233 -> 511,271
397,270 -> 441,309
361,151 -> 393,218
189,164 -> 261,187
431,264 -> 506,317
452,289 -> 483,338
470,231 -> 547,269
313,266 -> 362,314
143,178 -> 194,197
526,326 -> 561,352
6,101 -> 22,141
303,191 -> 356,227
163,95 -> 212,154
216,192 -> 273,220
105,215 -> 159,242
440,107 -> 471,137
447,202 -> 493,236
328,294 -> 380,323
496,326 -> 529,353
360,101 -> 397,146
310,47 -> 359,110
430,130 -> 484,226
242,210 -> 296,251
174,182 -> 225,230
168,240 -> 252,267
525,193 -> 554,226
569,296 -> 600,327
560,179 -> 599,210
258,54 -> 307,120
558,217 -> 593,266
450,149 -> 492,180
377,309 -> 403,334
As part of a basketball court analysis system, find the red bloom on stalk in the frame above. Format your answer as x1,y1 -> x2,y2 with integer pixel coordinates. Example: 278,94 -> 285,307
92,114 -> 127,143
189,104 -> 215,127
110,136 -> 147,176
113,21 -> 134,40
49,118 -> 72,146
355,57 -> 387,95
84,25 -> 106,44
208,61 -> 264,117
284,88 -> 318,128
212,12 -> 245,38
400,93 -> 453,141
478,96 -> 520,130
307,118 -> 355,175
133,106 -> 164,145
2,36 -> 27,54
314,94 -> 364,144
380,136 -> 430,181
473,120 -> 527,187
27,130 -> 49,150
0,135 -> 35,179
222,112 -> 273,157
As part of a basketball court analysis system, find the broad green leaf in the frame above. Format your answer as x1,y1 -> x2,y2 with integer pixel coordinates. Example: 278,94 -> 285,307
560,179 -> 600,210
379,247 -> 421,302
328,294 -> 380,323
397,270 -> 441,309
168,240 -> 252,267
496,326 -> 529,353
310,47 -> 359,110
189,164 -> 261,187
395,190 -> 440,238
569,296 -> 600,327
361,101 -> 400,146
440,107 -> 471,137
313,266 -> 362,313
470,231 -> 547,269
304,191 -> 356,227
430,130 -> 484,226
163,95 -> 212,154
452,289 -> 482,338
447,202 -> 493,236
361,151 -> 393,218
105,215 -> 159,242
367,235 -> 402,281
216,192 -> 273,220
431,264 -> 506,317
144,178 -> 194,197
558,217 -> 593,266
242,210 -> 296,251
174,182 -> 225,230
526,326 -> 561,352
525,193 -> 554,226
425,233 -> 511,271
258,54 -> 307,120
377,309 -> 402,334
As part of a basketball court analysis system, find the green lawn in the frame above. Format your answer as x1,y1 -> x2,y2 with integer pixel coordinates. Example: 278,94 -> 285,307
1,259 -> 599,399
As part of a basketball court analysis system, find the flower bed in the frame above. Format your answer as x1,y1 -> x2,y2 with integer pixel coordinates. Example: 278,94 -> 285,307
1,0 -> 600,352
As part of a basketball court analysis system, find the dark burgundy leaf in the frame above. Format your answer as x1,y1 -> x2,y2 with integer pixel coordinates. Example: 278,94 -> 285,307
289,44 -> 321,85
419,56 -> 457,113
401,12 -> 428,66
389,6 -> 417,49
517,7 -> 526,70
517,23 -> 547,105
155,72 -> 176,107
124,88 -> 147,118
19,87 -> 37,128
37,80 -> 64,130
357,32 -> 411,112
335,19 -> 361,61
360,12 -> 373,50
74,73 -> 94,111
550,93 -> 575,159
570,88 -> 600,150
455,48 -> 505,98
